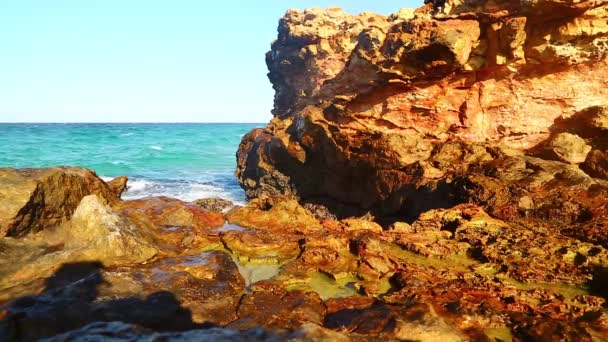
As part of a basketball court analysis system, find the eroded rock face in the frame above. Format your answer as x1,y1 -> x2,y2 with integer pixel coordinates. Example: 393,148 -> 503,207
228,3 -> 608,339
0,167 -> 121,237
236,0 -> 608,217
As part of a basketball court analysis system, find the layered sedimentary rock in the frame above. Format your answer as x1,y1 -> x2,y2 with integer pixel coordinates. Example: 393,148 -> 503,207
236,0 -> 608,219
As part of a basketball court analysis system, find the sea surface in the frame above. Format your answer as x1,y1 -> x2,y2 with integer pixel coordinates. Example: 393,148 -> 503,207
0,123 -> 263,204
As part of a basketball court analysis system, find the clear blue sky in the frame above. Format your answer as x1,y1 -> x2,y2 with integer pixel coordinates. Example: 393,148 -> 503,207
0,1 -> 419,123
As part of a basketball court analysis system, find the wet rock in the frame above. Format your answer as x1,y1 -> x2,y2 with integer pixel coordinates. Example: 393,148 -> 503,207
115,196 -> 225,253
109,251 -> 246,326
510,313 -> 594,342
221,230 -> 301,264
5,1 -> 608,340
0,196 -> 159,294
1,263 -> 201,341
0,167 -> 120,237
326,299 -> 464,340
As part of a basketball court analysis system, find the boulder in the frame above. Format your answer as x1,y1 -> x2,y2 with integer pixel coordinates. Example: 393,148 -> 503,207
547,133 -> 592,164
0,167 -> 120,237
52,195 -> 158,266
0,195 -> 158,293
582,149 -> 608,180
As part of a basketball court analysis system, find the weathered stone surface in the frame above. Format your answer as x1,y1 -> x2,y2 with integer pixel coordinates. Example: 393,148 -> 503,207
547,133 -> 592,164
53,195 -> 158,265
0,196 -> 159,294
192,197 -> 235,213
2,166 -> 608,340
115,196 -> 226,253
237,0 -> 608,216
0,167 -> 120,237
1,250 -> 247,341
226,195 -> 321,233
583,149 -> 608,180
228,3 -> 608,339
580,105 -> 608,130
106,176 -> 129,198
231,283 -> 326,330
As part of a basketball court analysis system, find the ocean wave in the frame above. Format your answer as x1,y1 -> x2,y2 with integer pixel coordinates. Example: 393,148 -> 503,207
110,177 -> 245,204
120,133 -> 134,137
126,178 -> 154,192
149,145 -> 163,151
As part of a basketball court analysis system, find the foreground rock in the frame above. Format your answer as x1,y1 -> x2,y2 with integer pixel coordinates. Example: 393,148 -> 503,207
0,167 -> 122,237
0,196 -> 158,296
2,168 -> 608,340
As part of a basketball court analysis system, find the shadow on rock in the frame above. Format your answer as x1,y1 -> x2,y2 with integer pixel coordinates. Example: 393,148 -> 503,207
0,261 -> 208,341
587,266 -> 608,301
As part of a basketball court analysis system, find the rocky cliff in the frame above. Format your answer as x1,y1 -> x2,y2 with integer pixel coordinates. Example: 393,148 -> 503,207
236,0 -> 608,222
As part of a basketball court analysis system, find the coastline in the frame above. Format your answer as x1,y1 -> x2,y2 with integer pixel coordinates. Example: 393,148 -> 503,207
3,1 -> 608,341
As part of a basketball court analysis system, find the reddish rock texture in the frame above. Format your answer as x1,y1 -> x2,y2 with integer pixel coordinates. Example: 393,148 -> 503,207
236,0 -> 608,218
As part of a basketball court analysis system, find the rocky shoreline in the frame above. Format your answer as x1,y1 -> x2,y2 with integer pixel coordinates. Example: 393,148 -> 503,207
2,167 -> 606,341
3,0 -> 608,340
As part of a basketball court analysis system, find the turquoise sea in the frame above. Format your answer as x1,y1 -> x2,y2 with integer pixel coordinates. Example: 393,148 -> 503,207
0,123 -> 262,203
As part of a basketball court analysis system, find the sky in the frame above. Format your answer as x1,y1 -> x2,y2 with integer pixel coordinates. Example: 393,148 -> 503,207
0,1 -> 420,123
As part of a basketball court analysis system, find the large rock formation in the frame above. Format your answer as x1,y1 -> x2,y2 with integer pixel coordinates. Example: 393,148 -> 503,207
236,0 -> 608,220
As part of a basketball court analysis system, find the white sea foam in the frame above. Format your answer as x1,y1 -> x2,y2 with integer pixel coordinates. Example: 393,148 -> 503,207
120,133 -> 134,137
113,177 -> 246,205
126,178 -> 154,192
149,145 -> 163,151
